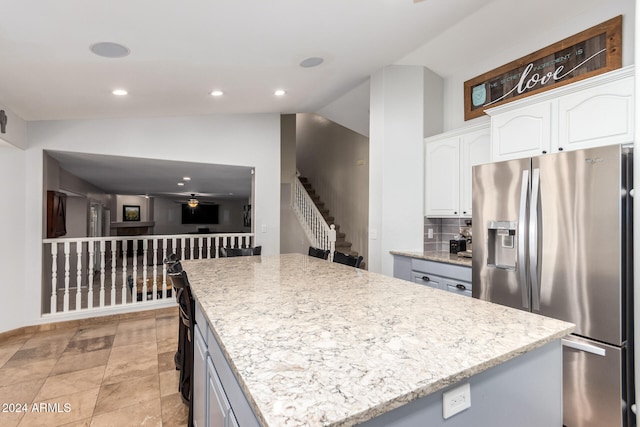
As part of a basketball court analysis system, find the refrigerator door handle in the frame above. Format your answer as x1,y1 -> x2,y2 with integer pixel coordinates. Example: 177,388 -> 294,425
562,338 -> 606,357
529,168 -> 540,311
518,169 -> 529,309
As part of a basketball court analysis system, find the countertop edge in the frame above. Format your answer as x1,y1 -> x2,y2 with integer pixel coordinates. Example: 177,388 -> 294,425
390,250 -> 473,267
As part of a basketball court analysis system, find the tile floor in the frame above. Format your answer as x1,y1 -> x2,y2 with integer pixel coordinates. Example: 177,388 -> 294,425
0,307 -> 188,426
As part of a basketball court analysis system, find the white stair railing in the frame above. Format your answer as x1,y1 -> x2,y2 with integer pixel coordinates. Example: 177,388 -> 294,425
293,177 -> 336,259
42,232 -> 254,316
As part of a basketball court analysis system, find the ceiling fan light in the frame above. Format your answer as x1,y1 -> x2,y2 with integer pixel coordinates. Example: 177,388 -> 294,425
187,194 -> 199,208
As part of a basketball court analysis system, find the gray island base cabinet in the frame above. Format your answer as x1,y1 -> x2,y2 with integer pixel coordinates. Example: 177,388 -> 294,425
185,254 -> 572,427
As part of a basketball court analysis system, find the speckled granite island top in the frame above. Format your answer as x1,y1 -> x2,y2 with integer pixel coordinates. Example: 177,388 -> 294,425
390,250 -> 472,267
184,253 -> 573,427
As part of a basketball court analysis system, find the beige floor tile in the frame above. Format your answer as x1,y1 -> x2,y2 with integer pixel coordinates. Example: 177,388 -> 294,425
111,327 -> 157,347
5,341 -> 68,367
71,323 -> 118,342
21,329 -> 76,350
156,324 -> 178,341
157,337 -> 178,354
90,398 -> 162,427
0,378 -> 46,427
58,418 -> 91,426
159,370 -> 180,398
103,341 -> 158,385
158,351 -> 176,373
50,349 -> 111,376
63,335 -> 115,355
116,317 -> 157,333
35,366 -> 105,401
0,358 -> 57,388
161,393 -> 189,427
17,387 -> 99,427
0,343 -> 25,369
93,373 -> 160,415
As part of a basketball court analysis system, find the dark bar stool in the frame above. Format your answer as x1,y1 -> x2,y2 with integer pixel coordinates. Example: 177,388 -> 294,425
219,245 -> 262,257
168,268 -> 194,427
308,246 -> 330,260
333,251 -> 364,268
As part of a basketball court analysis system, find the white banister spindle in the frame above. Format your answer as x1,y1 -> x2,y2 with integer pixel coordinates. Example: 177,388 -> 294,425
171,237 -> 177,260
162,238 -> 168,299
63,241 -> 70,312
110,240 -> 117,305
198,237 -> 203,259
132,239 -> 138,302
142,239 -> 148,301
180,237 -> 186,261
75,242 -> 82,311
121,241 -> 128,305
99,240 -> 106,307
207,237 -> 212,259
152,238 -> 158,300
88,242 -> 94,310
50,243 -> 58,314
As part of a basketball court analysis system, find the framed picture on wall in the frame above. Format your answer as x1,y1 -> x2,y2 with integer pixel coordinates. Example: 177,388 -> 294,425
123,205 -> 140,222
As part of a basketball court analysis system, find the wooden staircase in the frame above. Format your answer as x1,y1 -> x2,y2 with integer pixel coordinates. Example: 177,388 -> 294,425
298,177 -> 359,258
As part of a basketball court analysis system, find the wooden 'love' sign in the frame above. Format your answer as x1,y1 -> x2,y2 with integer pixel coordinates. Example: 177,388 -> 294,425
464,15 -> 622,121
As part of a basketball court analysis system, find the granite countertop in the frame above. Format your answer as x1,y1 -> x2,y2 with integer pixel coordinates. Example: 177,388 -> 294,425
390,250 -> 473,267
184,253 -> 573,427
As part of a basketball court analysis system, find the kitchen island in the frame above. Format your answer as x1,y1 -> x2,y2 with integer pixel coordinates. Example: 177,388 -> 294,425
184,253 -> 573,427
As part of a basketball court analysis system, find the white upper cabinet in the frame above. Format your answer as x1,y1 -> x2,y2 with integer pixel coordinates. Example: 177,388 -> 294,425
460,128 -> 491,216
490,103 -> 552,161
486,66 -> 634,162
425,123 -> 490,218
425,136 -> 459,217
557,77 -> 634,151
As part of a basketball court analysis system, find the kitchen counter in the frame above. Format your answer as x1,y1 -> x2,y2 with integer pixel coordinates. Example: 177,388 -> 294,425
390,250 -> 472,267
185,253 -> 573,427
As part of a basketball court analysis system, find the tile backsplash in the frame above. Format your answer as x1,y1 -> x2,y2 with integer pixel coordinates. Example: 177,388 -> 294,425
424,217 -> 471,252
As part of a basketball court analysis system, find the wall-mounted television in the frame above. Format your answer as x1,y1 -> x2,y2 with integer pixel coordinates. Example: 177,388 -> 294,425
181,204 -> 219,224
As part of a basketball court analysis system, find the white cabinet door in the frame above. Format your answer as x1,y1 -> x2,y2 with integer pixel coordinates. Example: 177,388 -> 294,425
491,103 -> 552,161
425,137 -> 459,217
193,326 -> 208,427
459,128 -> 491,217
208,357 -> 230,427
557,77 -> 634,151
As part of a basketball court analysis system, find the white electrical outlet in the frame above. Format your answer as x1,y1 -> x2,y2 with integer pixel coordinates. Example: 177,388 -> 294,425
442,383 -> 471,419
428,228 -> 434,239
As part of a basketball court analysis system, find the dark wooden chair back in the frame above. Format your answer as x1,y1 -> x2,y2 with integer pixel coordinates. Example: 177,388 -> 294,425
308,246 -> 330,260
333,251 -> 363,268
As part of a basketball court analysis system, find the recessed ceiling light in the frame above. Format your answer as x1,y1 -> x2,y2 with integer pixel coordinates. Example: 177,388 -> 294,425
112,89 -> 128,96
177,182 -> 185,186
300,57 -> 324,68
182,176 -> 191,181
274,89 -> 286,96
210,90 -> 224,97
90,42 -> 130,58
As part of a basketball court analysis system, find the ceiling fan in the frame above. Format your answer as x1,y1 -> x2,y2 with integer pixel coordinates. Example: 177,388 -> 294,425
173,193 -> 219,207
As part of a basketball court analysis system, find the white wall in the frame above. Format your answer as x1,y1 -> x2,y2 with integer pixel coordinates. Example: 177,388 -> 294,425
0,144 -> 26,331
317,80 -> 371,137
0,102 -> 26,149
369,65 -> 443,275
8,113 -> 280,332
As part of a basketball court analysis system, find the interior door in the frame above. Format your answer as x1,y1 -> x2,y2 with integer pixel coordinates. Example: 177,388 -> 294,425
472,157 -> 531,310
534,145 -> 623,345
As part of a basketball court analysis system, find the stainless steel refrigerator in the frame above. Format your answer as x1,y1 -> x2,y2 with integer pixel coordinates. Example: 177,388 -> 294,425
472,144 -> 634,427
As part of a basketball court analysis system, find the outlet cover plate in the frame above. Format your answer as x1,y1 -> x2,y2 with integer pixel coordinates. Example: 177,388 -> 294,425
443,383 -> 471,419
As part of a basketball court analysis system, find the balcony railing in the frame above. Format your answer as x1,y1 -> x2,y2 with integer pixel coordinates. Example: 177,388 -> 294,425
293,177 -> 336,259
42,233 -> 254,317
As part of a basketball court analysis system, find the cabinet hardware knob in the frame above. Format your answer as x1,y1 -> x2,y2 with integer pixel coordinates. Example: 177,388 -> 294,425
559,147 -> 564,151
463,211 -> 467,214
456,284 -> 467,290
542,150 -> 547,154
454,211 -> 458,215
422,276 -> 430,281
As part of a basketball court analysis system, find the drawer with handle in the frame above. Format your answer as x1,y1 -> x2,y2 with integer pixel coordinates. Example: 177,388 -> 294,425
442,278 -> 472,297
